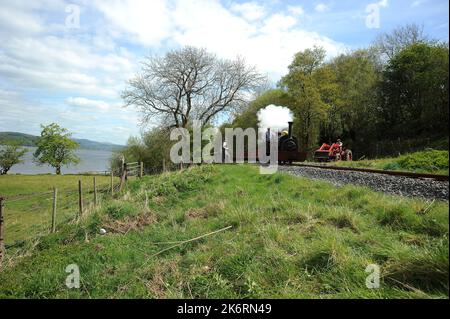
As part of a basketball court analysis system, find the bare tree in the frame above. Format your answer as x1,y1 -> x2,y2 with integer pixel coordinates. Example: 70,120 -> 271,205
122,46 -> 266,128
375,23 -> 430,60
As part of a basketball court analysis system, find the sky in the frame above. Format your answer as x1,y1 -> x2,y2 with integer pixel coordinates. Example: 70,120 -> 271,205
0,0 -> 448,145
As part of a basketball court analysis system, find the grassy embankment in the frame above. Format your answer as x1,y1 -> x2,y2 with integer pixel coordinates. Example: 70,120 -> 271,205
329,150 -> 449,175
0,174 -> 115,244
0,165 -> 448,298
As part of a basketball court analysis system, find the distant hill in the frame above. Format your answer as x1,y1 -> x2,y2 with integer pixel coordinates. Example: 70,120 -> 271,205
0,132 -> 124,152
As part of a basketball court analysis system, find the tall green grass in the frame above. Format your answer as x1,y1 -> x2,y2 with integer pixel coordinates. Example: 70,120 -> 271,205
0,165 -> 448,298
0,174 -> 115,244
332,149 -> 449,175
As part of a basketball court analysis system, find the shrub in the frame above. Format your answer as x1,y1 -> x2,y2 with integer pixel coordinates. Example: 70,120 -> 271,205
386,150 -> 449,173
105,202 -> 137,219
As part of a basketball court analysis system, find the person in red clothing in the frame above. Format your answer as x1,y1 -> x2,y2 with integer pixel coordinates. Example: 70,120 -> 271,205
328,139 -> 343,157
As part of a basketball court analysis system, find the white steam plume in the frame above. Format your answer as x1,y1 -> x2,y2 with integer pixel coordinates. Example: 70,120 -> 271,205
257,104 -> 294,132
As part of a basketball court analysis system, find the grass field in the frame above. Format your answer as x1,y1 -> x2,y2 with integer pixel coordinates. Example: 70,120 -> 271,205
0,165 -> 448,298
328,150 -> 449,175
0,174 -> 117,244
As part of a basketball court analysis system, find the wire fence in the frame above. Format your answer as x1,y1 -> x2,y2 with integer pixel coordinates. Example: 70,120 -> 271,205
0,172 -> 119,250
0,170 -> 135,271
0,160 -> 191,265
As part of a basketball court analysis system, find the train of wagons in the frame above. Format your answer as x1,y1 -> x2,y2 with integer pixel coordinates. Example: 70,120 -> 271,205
235,121 -> 352,164
279,121 -> 352,163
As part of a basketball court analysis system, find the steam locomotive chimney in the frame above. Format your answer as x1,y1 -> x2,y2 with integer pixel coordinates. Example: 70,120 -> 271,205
288,121 -> 293,138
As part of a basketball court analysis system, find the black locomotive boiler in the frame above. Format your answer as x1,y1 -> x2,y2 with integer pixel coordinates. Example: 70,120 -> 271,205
277,121 -> 306,164
233,121 -> 307,164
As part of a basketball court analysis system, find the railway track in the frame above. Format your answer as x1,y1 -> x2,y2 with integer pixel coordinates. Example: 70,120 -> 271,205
288,163 -> 449,182
278,163 -> 448,201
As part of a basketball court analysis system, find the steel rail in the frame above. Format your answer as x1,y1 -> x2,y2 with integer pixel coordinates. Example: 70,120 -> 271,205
289,163 -> 449,181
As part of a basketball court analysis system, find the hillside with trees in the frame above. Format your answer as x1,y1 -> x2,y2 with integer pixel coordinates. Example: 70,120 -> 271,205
115,24 -> 448,167
229,24 -> 448,159
0,132 -> 124,152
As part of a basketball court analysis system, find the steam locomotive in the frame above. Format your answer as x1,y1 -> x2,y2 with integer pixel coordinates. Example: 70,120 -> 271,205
233,121 -> 307,164
277,121 -> 307,164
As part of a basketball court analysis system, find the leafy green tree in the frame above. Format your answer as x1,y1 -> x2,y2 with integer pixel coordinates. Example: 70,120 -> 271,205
281,46 -> 337,151
33,123 -> 80,175
326,49 -> 381,150
111,128 -> 173,174
0,142 -> 27,175
225,27 -> 448,159
230,89 -> 292,131
380,42 -> 449,138
375,23 -> 429,60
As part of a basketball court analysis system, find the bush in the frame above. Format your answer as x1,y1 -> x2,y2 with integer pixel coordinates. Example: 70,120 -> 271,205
134,165 -> 213,197
386,150 -> 449,173
336,149 -> 449,175
105,202 -> 137,219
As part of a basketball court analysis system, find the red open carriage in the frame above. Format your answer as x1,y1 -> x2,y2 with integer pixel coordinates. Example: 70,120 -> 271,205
314,142 -> 352,162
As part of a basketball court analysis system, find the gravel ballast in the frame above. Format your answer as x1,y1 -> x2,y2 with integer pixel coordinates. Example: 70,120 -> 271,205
278,165 -> 449,201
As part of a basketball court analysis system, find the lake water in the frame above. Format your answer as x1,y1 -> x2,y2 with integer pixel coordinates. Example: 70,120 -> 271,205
7,147 -> 113,175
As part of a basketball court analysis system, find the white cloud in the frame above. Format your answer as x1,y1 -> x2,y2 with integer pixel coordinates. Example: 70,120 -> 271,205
230,1 -> 266,21
315,3 -> 329,12
261,13 -> 297,32
66,97 -> 111,110
0,33 -> 136,98
95,0 -> 344,79
0,2 -> 141,143
94,0 -> 173,46
90,0 -> 345,78
0,7 -> 44,34
411,0 -> 424,6
378,0 -> 388,7
0,0 -> 348,143
0,89 -> 140,144
287,5 -> 304,16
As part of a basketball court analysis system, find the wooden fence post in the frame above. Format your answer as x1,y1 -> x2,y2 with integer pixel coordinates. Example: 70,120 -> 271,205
78,180 -> 83,218
0,197 -> 5,265
51,188 -> 57,233
110,170 -> 114,196
121,155 -> 125,177
139,162 -> 144,178
119,163 -> 127,191
93,176 -> 98,206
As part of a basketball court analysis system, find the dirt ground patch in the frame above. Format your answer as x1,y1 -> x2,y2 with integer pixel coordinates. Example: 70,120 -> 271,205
185,201 -> 226,220
185,208 -> 208,220
152,196 -> 166,205
104,213 -> 157,234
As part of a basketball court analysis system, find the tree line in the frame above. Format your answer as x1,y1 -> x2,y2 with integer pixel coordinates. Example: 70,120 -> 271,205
0,123 -> 80,175
114,46 -> 266,171
230,24 -> 448,158
115,24 -> 448,167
